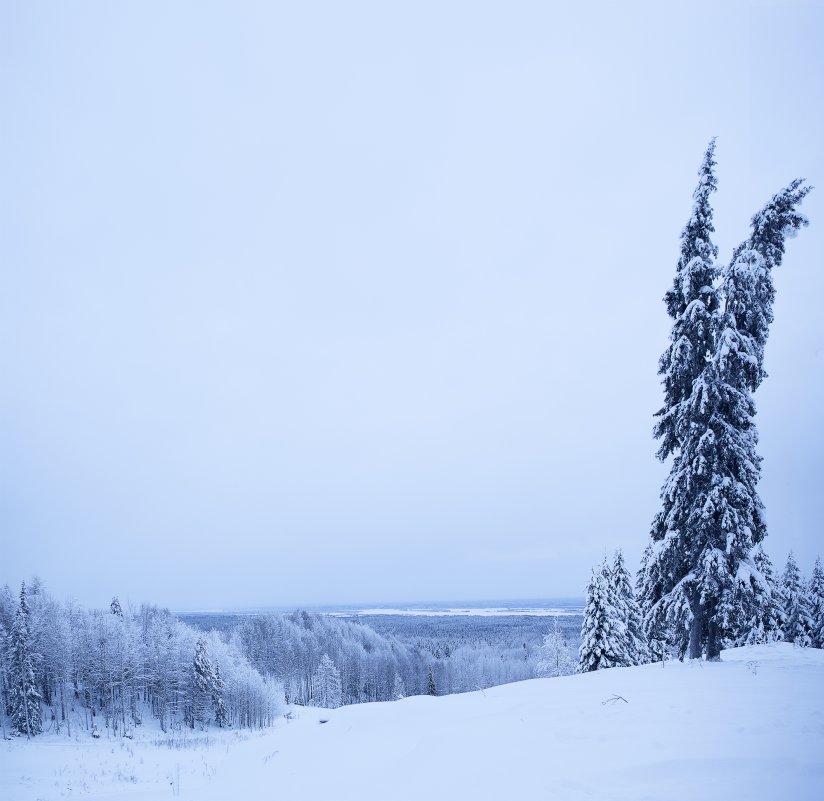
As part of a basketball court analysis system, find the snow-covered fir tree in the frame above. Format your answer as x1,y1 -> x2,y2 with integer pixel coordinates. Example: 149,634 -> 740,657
535,616 -> 577,677
611,550 -> 648,665
211,661 -> 229,727
9,583 -> 42,737
808,557 -> 824,649
312,654 -> 342,709
110,597 -> 123,618
741,546 -> 784,645
0,622 -> 10,738
427,666 -> 437,696
653,138 -> 720,462
641,142 -> 722,658
780,552 -> 813,647
639,143 -> 810,661
636,544 -> 670,662
579,559 -> 629,672
191,637 -> 214,728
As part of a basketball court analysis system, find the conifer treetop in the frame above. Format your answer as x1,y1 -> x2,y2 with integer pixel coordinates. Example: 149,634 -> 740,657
655,139 -> 721,461
664,137 -> 719,320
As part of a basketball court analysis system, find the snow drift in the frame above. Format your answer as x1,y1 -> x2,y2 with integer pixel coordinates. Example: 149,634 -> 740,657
1,643 -> 822,801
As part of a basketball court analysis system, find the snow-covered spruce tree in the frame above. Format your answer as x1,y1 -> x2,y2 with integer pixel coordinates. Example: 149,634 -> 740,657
611,550 -> 648,665
639,147 -> 811,661
780,552 -> 813,647
312,654 -> 342,709
653,139 -> 720,462
211,661 -> 229,727
427,666 -> 437,696
0,622 -> 10,737
742,546 -> 784,645
191,637 -> 214,728
9,583 -> 42,737
0,587 -> 17,732
636,544 -> 671,662
579,559 -> 628,672
640,141 -> 722,658
535,616 -> 577,677
808,557 -> 824,649
110,597 -> 123,618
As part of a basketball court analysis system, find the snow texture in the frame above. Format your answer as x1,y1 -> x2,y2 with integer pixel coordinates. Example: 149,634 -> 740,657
2,643 -> 821,800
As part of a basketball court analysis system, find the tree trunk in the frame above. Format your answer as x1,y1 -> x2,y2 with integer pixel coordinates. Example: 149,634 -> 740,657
688,600 -> 704,660
705,618 -> 722,661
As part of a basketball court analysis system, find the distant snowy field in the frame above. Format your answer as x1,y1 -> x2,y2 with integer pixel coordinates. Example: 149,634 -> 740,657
2,644 -> 822,801
178,598 -> 584,619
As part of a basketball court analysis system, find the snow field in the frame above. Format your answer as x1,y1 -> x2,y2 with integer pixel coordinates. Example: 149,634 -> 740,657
2,643 -> 822,801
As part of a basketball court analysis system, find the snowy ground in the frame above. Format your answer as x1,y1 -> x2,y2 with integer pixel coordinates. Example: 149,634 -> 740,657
2,643 -> 822,801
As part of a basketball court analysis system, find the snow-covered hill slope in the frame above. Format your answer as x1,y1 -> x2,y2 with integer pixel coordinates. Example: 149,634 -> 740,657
2,644 -> 822,800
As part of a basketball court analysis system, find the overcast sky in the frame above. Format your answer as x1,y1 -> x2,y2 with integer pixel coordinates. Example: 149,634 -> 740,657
1,1 -> 822,611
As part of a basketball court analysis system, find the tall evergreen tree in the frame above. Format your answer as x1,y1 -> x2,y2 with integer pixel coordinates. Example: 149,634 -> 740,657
0,622 -> 10,730
211,661 -> 229,727
780,552 -> 813,647
191,637 -> 214,728
639,143 -> 810,661
808,557 -> 824,649
611,550 -> 648,665
641,142 -> 722,658
9,583 -> 42,737
579,559 -> 627,672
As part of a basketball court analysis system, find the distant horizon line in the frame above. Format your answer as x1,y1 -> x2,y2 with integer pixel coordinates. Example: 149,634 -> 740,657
173,596 -> 586,616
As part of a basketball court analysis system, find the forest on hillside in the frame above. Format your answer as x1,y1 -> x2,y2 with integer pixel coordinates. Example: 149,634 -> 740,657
0,580 -> 583,739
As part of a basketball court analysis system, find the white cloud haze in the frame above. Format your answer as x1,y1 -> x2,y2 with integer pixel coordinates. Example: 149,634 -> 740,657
1,1 -> 822,609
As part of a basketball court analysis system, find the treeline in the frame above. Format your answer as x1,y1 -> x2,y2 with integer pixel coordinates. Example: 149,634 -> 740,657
0,578 -> 581,739
222,609 -> 575,705
0,580 -> 282,739
365,612 -> 580,659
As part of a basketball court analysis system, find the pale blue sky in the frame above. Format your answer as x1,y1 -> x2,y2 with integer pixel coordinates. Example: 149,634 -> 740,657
1,1 -> 822,609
